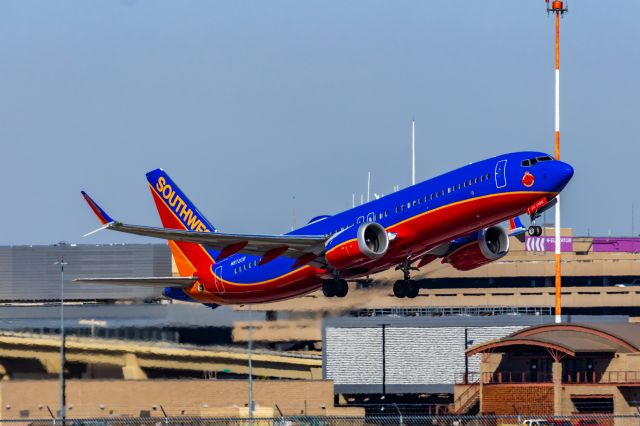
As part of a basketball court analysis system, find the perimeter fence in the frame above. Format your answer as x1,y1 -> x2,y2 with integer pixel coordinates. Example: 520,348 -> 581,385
2,414 -> 639,426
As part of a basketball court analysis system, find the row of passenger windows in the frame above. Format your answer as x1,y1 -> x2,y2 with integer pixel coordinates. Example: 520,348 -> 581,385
394,173 -> 492,213
235,171 -> 496,268
521,156 -> 553,167
233,259 -> 259,274
324,172 -> 493,237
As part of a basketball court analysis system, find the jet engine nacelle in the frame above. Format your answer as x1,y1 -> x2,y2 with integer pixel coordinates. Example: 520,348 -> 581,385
325,222 -> 390,269
445,226 -> 510,271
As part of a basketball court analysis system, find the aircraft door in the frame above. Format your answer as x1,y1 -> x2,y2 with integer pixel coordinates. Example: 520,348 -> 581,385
356,216 -> 365,225
494,159 -> 507,189
366,212 -> 376,222
214,266 -> 225,294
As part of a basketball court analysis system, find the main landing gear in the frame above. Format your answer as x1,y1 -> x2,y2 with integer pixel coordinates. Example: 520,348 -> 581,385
393,259 -> 420,299
322,278 -> 349,298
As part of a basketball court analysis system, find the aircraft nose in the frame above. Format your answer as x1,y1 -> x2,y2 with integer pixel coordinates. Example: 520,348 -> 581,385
555,160 -> 574,188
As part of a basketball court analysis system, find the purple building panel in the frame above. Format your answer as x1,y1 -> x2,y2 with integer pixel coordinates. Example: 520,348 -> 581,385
525,236 -> 573,252
591,238 -> 640,253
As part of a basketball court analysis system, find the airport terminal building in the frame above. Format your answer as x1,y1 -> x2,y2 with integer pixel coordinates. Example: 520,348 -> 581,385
2,234 -> 640,417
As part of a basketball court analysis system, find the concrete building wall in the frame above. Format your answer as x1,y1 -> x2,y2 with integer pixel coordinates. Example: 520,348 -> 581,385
0,380 -> 338,419
0,244 -> 169,301
325,319 -> 528,392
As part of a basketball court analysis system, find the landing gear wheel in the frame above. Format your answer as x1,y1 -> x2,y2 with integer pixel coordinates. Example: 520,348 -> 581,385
335,279 -> 349,298
528,226 -> 543,237
406,281 -> 419,298
393,280 -> 407,298
322,279 -> 337,297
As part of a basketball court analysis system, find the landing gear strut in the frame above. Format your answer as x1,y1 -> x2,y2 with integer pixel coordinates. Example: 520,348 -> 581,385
393,259 -> 420,299
528,209 -> 544,237
322,274 -> 348,298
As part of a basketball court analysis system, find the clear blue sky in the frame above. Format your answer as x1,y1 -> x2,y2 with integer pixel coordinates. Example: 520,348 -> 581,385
2,0 -> 639,244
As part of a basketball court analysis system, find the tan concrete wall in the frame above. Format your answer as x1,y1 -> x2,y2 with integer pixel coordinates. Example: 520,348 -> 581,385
0,379 -> 342,419
233,320 -> 321,342
559,385 -> 635,416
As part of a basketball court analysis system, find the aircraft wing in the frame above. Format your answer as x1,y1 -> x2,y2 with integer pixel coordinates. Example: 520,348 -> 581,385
81,191 -> 327,265
105,222 -> 327,260
73,277 -> 197,288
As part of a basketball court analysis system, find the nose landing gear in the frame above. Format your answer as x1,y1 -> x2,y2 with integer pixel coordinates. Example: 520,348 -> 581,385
527,225 -> 543,237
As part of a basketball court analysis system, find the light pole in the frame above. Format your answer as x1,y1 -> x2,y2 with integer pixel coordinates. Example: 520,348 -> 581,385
54,257 -> 68,422
545,0 -> 568,324
248,306 -> 254,423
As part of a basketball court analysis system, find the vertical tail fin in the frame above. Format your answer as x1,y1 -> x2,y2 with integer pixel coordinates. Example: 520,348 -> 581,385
146,169 -> 219,277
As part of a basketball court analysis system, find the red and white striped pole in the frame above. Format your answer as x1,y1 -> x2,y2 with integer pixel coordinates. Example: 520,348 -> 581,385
547,0 -> 567,323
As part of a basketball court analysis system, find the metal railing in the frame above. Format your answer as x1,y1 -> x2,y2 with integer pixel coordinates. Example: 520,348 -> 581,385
455,371 -> 481,384
354,306 -> 552,318
565,370 -> 640,384
0,414 -> 637,426
450,384 -> 480,415
482,371 -> 553,384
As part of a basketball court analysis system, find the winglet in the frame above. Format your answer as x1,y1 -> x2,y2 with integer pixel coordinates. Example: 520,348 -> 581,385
81,191 -> 114,225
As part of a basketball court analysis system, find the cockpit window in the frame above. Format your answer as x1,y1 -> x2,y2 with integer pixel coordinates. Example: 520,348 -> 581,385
521,155 -> 553,167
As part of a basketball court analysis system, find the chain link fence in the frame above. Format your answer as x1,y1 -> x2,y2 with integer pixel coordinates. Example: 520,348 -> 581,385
0,415 -> 638,426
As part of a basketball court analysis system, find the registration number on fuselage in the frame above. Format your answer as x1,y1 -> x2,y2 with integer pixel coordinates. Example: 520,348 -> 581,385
230,257 -> 246,266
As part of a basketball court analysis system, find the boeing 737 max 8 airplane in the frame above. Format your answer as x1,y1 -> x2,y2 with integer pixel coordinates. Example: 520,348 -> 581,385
79,151 -> 573,306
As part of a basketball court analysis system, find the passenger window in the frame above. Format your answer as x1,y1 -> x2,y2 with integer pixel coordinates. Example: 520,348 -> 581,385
441,190 -> 445,196
486,173 -> 491,179
430,194 -> 433,200
413,200 -> 417,206
463,181 -> 466,188
474,177 -> 478,184
468,179 -> 472,186
407,202 -> 411,208
400,205 -> 404,211
378,213 -> 383,220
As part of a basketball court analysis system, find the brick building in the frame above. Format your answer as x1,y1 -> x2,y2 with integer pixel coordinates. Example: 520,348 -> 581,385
463,323 -> 640,416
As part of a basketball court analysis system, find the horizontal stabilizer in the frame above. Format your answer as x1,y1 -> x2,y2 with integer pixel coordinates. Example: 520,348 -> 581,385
508,216 -> 527,242
73,277 -> 197,288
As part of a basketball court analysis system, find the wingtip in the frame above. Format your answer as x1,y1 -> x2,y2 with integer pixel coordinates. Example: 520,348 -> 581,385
81,191 -> 114,225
